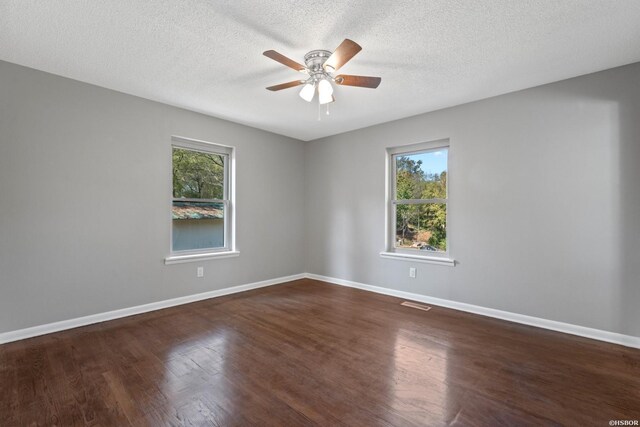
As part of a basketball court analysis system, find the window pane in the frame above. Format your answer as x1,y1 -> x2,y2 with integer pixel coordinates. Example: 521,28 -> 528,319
395,203 -> 447,252
172,201 -> 224,251
395,149 -> 447,200
173,147 -> 225,199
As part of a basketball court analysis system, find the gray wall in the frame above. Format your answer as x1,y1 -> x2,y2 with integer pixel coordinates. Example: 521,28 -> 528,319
305,62 -> 640,337
2,59 -> 639,338
0,60 -> 305,333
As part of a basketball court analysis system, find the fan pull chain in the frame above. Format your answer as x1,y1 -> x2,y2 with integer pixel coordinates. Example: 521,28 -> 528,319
317,101 -> 321,121
326,104 -> 330,115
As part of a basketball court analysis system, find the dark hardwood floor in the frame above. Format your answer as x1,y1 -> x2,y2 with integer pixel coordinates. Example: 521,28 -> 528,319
1,279 -> 639,426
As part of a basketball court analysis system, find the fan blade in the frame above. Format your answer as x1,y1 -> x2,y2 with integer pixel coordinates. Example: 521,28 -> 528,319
266,80 -> 306,91
323,39 -> 362,71
263,50 -> 306,72
335,75 -> 381,88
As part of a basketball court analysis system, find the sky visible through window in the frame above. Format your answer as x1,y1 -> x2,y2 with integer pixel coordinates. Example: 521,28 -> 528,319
409,148 -> 448,177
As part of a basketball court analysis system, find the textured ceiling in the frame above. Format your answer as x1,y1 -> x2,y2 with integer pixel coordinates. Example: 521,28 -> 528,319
1,1 -> 640,141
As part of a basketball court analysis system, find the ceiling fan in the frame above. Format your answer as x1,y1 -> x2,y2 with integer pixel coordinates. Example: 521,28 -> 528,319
263,39 -> 381,105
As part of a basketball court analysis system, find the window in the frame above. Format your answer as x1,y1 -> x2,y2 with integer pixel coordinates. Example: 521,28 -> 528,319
383,140 -> 453,265
167,137 -> 236,263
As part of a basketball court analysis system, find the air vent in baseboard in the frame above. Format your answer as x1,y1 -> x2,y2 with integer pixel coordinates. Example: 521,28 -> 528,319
401,301 -> 432,312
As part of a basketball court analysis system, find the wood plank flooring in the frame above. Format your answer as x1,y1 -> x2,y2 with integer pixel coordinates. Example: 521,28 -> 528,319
1,279 -> 639,426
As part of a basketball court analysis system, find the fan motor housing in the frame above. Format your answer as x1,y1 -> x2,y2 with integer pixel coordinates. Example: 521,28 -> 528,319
304,50 -> 332,80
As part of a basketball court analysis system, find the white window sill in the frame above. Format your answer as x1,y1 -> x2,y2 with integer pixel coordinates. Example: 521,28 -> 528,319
379,251 -> 455,267
165,251 -> 240,265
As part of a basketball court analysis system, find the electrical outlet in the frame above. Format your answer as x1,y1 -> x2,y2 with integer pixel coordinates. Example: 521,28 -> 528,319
197,267 -> 204,278
409,267 -> 416,278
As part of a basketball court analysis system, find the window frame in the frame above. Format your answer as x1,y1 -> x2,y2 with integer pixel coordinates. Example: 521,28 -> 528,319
382,139 -> 454,266
165,136 -> 237,264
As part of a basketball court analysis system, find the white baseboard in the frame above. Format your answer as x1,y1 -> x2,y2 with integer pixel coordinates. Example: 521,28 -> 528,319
305,273 -> 640,349
4,272 -> 638,350
0,273 -> 306,345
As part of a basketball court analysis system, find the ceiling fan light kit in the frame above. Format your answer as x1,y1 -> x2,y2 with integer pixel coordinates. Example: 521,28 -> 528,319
318,78 -> 334,104
299,82 -> 316,102
264,39 -> 381,111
